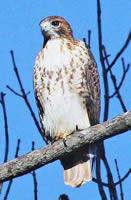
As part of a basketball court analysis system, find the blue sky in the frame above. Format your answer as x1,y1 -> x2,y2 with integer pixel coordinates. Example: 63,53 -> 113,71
0,0 -> 131,199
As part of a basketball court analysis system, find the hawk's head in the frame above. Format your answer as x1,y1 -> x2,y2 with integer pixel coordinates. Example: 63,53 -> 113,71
40,16 -> 73,44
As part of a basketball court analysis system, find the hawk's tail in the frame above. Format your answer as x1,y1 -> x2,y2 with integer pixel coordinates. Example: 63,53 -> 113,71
64,159 -> 92,187
60,145 -> 95,187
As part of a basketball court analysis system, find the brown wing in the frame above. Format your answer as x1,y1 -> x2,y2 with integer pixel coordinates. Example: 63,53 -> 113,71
34,88 -> 54,144
85,47 -> 101,125
34,89 -> 46,141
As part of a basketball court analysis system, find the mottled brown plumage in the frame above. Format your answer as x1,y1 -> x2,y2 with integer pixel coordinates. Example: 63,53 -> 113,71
33,16 -> 100,187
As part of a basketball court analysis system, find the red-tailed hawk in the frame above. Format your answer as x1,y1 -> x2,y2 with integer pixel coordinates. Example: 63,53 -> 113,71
33,16 -> 100,187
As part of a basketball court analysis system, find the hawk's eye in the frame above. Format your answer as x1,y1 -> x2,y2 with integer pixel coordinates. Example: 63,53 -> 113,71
52,21 -> 60,26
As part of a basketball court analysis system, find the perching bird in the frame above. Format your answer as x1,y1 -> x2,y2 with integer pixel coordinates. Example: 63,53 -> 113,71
33,16 -> 100,187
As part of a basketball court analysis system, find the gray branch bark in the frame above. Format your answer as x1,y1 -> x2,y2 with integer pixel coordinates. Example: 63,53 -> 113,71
0,111 -> 131,183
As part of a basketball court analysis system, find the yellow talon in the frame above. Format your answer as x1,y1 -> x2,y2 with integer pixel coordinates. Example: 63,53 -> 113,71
55,131 -> 73,141
61,131 -> 73,139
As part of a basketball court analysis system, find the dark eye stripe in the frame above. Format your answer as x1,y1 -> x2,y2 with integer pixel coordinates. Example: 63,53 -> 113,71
51,21 -> 60,26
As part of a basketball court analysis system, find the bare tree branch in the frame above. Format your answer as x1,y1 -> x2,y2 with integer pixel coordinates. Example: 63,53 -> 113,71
93,168 -> 131,188
95,153 -> 107,200
0,92 -> 9,195
96,1 -> 119,198
97,0 -> 110,122
102,151 -> 118,199
109,58 -> 130,98
0,92 -> 9,163
106,32 -> 131,72
88,30 -> 91,49
83,30 -> 91,49
115,159 -> 124,200
31,141 -> 38,200
6,85 -> 23,97
110,70 -> 127,112
3,139 -> 21,200
103,46 -> 128,112
115,169 -> 131,186
0,111 -> 130,183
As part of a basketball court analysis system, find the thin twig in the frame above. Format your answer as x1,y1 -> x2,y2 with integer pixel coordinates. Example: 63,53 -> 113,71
83,30 -> 91,49
9,50 -> 44,140
97,0 -> 110,122
93,168 -> 131,188
83,38 -> 88,48
99,142 -> 118,200
7,85 -> 30,97
103,46 -> 127,112
97,0 -> 116,198
115,168 -> 131,186
95,146 -> 107,200
6,85 -> 23,97
110,70 -> 127,112
92,177 -> 109,187
106,32 -> 131,72
115,159 -> 124,200
88,30 -> 91,49
15,139 -> 21,158
0,92 -> 9,194
31,141 -> 38,200
0,92 -> 9,163
109,58 -> 130,98
102,153 -> 118,200
4,139 -> 21,200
